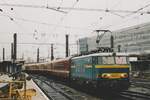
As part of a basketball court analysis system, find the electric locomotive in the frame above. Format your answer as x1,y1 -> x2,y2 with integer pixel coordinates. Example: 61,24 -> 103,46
70,52 -> 130,90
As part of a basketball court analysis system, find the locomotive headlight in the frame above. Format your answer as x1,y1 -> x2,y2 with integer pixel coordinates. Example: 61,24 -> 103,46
121,73 -> 128,78
106,74 -> 111,77
102,73 -> 111,78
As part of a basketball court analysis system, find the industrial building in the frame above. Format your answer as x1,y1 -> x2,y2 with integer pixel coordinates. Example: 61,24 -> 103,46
79,22 -> 150,54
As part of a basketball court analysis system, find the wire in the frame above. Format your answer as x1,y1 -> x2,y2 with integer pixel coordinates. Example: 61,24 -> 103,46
50,0 -> 79,38
58,7 -> 150,14
109,11 -> 125,18
0,9 -> 29,33
0,3 -> 67,14
105,1 -> 124,18
95,2 -> 150,31
0,12 -> 92,31
124,3 -> 150,17
0,3 -> 150,14
57,0 -> 64,10
0,42 -> 77,46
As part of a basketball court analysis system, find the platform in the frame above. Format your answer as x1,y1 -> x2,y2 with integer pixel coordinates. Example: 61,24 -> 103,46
26,79 -> 49,100
0,74 -> 49,100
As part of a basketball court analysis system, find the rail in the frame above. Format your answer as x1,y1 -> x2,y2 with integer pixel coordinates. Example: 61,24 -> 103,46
31,75 -> 88,100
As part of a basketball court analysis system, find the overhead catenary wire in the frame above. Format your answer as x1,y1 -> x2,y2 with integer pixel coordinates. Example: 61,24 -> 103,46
0,42 -> 77,46
0,11 -> 92,31
106,0 -> 125,18
50,0 -> 80,35
0,3 -> 67,14
8,2 -> 31,33
0,2 -> 150,32
0,9 -> 34,34
124,3 -> 150,17
58,7 -> 150,14
52,0 -> 80,25
95,2 -> 150,31
0,2 -> 150,35
57,0 -> 64,10
0,3 -> 150,14
47,0 -> 80,44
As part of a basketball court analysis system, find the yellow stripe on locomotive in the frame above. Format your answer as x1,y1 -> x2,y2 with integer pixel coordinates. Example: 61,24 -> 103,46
95,65 -> 129,68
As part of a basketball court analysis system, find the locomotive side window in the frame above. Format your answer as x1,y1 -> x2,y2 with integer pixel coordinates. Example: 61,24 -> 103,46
97,57 -> 102,64
92,56 -> 98,64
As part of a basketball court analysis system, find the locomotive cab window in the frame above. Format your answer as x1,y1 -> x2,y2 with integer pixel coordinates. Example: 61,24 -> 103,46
102,57 -> 115,64
97,56 -> 129,65
115,57 -> 128,64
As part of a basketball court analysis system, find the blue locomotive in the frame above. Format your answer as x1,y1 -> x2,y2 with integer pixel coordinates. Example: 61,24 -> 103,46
71,52 -> 130,90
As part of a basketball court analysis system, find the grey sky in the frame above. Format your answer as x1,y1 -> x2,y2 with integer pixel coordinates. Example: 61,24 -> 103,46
0,0 -> 150,61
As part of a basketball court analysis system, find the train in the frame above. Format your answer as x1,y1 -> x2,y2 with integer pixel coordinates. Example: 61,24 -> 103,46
24,52 -> 131,91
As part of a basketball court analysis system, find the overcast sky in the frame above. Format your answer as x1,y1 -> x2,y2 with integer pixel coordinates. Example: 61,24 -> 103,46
0,0 -> 150,61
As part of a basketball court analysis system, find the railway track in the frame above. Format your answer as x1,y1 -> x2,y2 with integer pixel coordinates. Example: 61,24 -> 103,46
31,75 -> 91,100
120,79 -> 150,100
33,79 -> 70,100
32,76 -> 74,100
119,90 -> 150,100
131,82 -> 150,90
31,74 -> 150,100
130,78 -> 150,92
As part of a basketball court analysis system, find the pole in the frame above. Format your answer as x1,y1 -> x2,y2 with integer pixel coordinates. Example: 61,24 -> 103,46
3,48 -> 5,61
37,48 -> 39,63
110,35 -> 114,52
66,34 -> 69,57
12,33 -> 17,73
51,44 -> 54,60
11,43 -> 14,60
77,40 -> 79,54
13,33 -> 17,61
